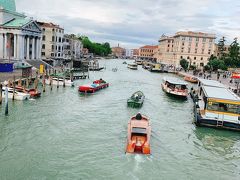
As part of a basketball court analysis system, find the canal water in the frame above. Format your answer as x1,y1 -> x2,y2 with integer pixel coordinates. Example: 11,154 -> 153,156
0,59 -> 239,180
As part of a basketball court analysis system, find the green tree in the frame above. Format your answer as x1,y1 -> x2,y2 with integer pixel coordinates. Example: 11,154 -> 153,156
208,57 -> 227,71
180,59 -> 189,71
217,36 -> 226,59
227,38 -> 240,67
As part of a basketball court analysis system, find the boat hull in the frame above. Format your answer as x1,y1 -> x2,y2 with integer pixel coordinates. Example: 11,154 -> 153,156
161,84 -> 188,99
45,79 -> 74,87
79,83 -> 109,93
127,100 -> 143,108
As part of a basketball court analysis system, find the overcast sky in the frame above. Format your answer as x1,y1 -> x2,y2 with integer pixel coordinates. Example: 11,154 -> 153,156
16,0 -> 240,48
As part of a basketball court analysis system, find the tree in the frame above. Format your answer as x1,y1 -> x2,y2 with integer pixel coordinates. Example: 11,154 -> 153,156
208,57 -> 227,71
227,37 -> 240,67
217,36 -> 226,59
180,59 -> 189,71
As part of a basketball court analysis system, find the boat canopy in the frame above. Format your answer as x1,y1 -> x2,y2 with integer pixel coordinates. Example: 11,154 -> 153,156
163,77 -> 188,85
198,79 -> 225,88
202,86 -> 240,102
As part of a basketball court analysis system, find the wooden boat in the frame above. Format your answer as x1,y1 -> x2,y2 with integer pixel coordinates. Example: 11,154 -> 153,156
191,79 -> 240,131
127,63 -> 138,70
126,113 -> 151,154
15,86 -> 41,98
127,91 -> 145,108
123,61 -> 127,64
78,79 -> 109,93
184,75 -> 198,83
1,87 -> 30,100
89,67 -> 104,71
161,77 -> 188,98
45,77 -> 74,87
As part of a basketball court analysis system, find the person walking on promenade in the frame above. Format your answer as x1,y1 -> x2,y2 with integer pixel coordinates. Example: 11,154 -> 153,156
217,72 -> 220,81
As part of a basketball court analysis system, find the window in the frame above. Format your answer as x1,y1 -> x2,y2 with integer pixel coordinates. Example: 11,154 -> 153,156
180,56 -> 183,59
42,35 -> 45,41
203,38 -> 206,42
187,56 -> 190,59
52,29 -> 55,32
188,48 -> 190,53
209,39 -> 213,43
196,38 -> 199,42
52,45 -> 54,51
59,37 -> 61,43
201,57 -> 203,60
194,57 -> 196,60
42,28 -> 45,31
196,43 -> 198,47
200,63 -> 204,67
52,36 -> 54,42
182,43 -> 185,46
195,49 -> 197,53
42,44 -> 45,49
189,37 -> 192,41
41,52 -> 45,56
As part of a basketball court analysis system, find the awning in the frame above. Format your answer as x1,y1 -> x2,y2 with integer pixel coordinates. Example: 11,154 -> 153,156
231,73 -> 240,79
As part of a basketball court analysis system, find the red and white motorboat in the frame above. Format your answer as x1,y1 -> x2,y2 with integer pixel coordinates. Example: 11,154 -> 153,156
15,86 -> 41,98
78,79 -> 109,93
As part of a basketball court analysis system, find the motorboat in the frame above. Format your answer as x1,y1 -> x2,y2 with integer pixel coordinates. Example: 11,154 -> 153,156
45,77 -> 74,87
127,91 -> 145,108
15,86 -> 41,98
1,86 -> 30,100
127,63 -> 138,70
161,77 -> 188,98
78,79 -> 109,93
126,113 -> 151,154
135,59 -> 143,65
184,75 -> 198,83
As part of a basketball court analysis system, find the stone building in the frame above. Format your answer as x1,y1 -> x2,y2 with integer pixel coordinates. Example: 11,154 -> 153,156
63,34 -> 83,60
156,31 -> 216,68
139,45 -> 158,60
37,21 -> 64,64
0,0 -> 42,65
111,46 -> 125,58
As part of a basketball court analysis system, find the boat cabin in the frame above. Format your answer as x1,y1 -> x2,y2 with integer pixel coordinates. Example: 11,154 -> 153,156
163,77 -> 188,91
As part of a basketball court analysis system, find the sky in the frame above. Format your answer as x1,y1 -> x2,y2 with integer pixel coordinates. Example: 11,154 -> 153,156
16,0 -> 240,48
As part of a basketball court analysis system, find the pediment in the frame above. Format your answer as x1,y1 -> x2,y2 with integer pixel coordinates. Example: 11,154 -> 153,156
22,20 -> 41,33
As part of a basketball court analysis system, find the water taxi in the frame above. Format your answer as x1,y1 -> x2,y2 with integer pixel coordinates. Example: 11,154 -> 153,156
45,77 -> 74,87
127,63 -> 138,70
126,113 -> 151,154
184,75 -> 198,83
191,79 -> 240,131
161,77 -> 188,98
2,87 -> 30,100
135,59 -> 143,65
127,91 -> 145,108
78,79 -> 109,93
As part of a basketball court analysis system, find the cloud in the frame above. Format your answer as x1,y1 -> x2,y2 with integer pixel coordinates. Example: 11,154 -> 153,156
16,0 -> 240,48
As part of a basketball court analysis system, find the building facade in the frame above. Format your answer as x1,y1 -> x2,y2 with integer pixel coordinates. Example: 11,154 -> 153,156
111,46 -> 125,58
156,31 -> 216,68
63,34 -> 83,60
139,45 -> 158,60
37,22 -> 64,61
0,0 -> 42,64
125,49 -> 134,58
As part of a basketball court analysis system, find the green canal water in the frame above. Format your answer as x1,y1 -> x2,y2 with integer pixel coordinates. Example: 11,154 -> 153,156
0,59 -> 240,180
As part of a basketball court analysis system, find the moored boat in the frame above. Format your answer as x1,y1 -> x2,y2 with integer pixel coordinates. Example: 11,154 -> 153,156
127,91 -> 145,108
1,87 -> 30,100
15,86 -> 41,98
126,113 -> 151,154
184,75 -> 198,83
191,79 -> 240,131
78,79 -> 109,93
45,77 -> 74,87
135,59 -> 143,65
161,77 -> 188,98
127,63 -> 138,70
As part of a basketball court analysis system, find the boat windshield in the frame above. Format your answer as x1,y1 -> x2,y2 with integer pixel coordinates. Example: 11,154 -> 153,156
132,127 -> 147,134
207,102 -> 240,114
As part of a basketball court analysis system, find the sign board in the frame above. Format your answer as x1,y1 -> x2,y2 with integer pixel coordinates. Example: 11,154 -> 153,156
39,64 -> 44,74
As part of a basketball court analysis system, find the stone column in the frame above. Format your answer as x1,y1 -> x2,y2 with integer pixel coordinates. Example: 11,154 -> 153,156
17,35 -> 23,60
35,38 -> 39,60
39,38 -> 42,60
32,37 -> 35,60
26,37 -> 30,60
4,33 -> 7,59
0,33 -> 3,59
14,34 -> 17,59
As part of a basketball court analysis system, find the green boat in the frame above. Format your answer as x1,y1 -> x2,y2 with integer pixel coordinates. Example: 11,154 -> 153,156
127,91 -> 145,108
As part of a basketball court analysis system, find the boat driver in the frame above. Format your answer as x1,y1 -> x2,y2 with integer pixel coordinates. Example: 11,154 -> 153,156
136,113 -> 142,120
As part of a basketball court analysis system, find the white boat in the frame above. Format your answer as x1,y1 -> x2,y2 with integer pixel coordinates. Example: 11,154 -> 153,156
127,63 -> 138,70
135,59 -> 143,65
191,79 -> 240,131
1,87 -> 30,100
45,77 -> 74,87
161,77 -> 188,98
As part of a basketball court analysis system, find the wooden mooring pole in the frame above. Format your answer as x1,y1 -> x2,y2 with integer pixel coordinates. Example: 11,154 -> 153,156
57,77 -> 59,89
13,76 -> 15,101
0,84 -> 2,105
50,77 -> 53,91
43,73 -> 46,93
5,85 -> 8,115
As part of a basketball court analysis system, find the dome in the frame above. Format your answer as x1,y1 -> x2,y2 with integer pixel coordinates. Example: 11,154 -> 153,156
0,0 -> 16,12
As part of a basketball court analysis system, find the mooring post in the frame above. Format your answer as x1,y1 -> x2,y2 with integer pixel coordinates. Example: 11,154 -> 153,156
5,85 -> 8,116
0,84 -> 2,105
57,77 -> 59,89
13,76 -> 15,101
50,77 -> 53,91
63,76 -> 66,88
43,73 -> 46,93
26,78 -> 29,88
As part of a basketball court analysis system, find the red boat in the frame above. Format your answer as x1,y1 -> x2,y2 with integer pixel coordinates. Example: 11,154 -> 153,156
15,86 -> 41,98
78,79 -> 109,93
126,113 -> 151,154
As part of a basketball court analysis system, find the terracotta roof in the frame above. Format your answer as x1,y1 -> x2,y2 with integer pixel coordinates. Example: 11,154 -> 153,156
140,45 -> 158,49
37,21 -> 64,30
